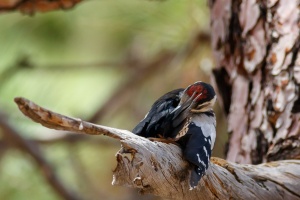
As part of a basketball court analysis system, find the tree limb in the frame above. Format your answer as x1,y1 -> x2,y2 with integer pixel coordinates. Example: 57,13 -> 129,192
0,0 -> 81,15
14,97 -> 300,199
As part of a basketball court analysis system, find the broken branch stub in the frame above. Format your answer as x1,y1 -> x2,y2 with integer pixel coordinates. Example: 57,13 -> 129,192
14,97 -> 300,199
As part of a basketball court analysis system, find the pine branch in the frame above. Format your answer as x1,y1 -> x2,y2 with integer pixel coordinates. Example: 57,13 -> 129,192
14,97 -> 300,199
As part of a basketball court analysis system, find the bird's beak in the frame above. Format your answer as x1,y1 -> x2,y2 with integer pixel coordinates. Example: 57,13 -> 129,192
171,92 -> 201,126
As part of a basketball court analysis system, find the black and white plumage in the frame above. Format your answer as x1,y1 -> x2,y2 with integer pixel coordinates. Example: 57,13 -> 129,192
177,113 -> 216,189
132,88 -> 184,138
132,81 -> 216,189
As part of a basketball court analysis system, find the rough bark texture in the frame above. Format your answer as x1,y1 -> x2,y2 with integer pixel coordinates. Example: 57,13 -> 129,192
14,97 -> 300,199
211,0 -> 300,164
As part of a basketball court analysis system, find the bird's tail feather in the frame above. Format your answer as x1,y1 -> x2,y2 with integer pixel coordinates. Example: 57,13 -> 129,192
189,165 -> 205,190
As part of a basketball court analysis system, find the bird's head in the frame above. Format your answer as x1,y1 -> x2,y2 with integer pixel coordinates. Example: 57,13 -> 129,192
180,81 -> 216,113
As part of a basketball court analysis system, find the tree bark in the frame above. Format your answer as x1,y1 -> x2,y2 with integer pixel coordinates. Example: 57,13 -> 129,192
211,0 -> 300,164
14,97 -> 300,199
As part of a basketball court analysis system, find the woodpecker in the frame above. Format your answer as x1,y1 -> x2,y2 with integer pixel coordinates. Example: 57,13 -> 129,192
132,81 -> 217,189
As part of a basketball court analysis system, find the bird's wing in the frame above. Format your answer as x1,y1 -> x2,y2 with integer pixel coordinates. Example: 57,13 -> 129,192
132,88 -> 184,138
177,122 -> 212,189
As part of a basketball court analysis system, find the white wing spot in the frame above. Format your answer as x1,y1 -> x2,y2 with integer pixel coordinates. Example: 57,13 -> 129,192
203,146 -> 208,157
196,154 -> 207,168
196,153 -> 200,162
200,160 -> 206,168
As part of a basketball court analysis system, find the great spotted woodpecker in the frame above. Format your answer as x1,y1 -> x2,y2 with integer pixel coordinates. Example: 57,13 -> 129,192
132,81 -> 217,189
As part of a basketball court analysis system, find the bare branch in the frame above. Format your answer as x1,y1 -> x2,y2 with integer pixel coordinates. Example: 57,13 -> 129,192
14,97 -> 300,199
14,97 -> 132,140
0,0 -> 82,15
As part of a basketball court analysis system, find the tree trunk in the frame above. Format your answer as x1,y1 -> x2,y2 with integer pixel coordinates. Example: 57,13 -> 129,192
211,0 -> 300,164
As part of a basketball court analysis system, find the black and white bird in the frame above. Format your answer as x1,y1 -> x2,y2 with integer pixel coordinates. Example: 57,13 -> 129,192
132,81 -> 217,189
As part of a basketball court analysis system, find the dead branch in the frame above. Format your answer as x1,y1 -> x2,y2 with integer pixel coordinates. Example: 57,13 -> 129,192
0,112 -> 81,200
0,0 -> 82,15
14,97 -> 132,140
14,97 -> 300,199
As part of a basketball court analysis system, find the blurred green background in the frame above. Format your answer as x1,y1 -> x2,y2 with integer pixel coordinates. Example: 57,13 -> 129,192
0,0 -> 227,199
